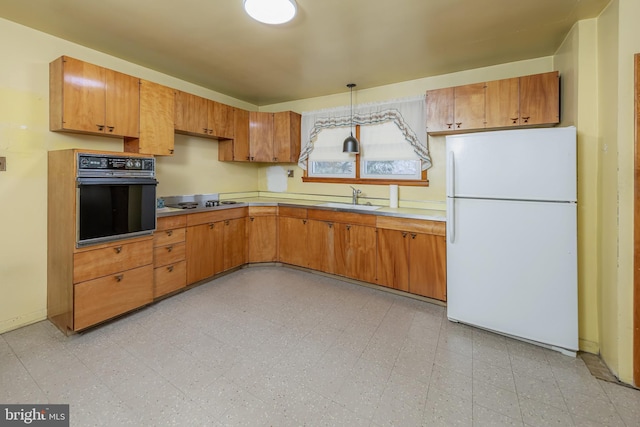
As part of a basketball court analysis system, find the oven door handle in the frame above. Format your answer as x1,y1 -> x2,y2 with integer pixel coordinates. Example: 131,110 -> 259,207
76,177 -> 158,186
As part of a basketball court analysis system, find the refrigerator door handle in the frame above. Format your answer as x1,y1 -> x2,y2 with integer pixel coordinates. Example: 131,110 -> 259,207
447,151 -> 455,243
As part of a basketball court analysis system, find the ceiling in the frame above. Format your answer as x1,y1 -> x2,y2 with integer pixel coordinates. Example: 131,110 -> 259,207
0,0 -> 610,106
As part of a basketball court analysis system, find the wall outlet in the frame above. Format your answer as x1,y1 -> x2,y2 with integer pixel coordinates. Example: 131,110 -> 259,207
0,157 -> 5,171
287,169 -> 294,178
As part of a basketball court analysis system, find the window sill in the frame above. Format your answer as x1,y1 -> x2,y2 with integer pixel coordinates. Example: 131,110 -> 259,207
302,177 -> 429,186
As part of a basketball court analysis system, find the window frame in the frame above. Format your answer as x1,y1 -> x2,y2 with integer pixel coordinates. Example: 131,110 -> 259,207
302,125 -> 429,186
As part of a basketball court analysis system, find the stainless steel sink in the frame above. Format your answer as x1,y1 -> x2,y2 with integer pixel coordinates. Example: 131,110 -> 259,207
316,202 -> 381,211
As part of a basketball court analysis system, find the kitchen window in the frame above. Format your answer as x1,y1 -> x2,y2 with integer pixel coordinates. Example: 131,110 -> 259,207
299,95 -> 431,185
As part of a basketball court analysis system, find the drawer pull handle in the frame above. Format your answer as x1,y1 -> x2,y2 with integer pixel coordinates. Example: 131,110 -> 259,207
250,217 -> 255,222
411,233 -> 417,239
224,220 -> 230,225
209,223 -> 214,229
402,232 -> 408,238
327,222 -> 333,228
346,225 -> 351,231
302,219 -> 307,224
167,266 -> 174,272
115,274 -> 123,282
167,246 -> 173,252
114,246 -> 122,254
166,230 -> 173,236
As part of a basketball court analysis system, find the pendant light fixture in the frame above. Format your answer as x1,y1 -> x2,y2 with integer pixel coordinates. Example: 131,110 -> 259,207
244,0 -> 297,25
343,83 -> 360,153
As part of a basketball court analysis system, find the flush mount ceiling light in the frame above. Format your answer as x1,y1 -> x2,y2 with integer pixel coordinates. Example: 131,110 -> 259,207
244,0 -> 297,25
343,83 -> 360,153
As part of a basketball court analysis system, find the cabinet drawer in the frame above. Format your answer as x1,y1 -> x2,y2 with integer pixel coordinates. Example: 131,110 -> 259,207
248,206 -> 277,216
186,207 -> 247,226
73,240 -> 153,283
154,261 -> 187,298
307,209 -> 376,227
376,216 -> 446,236
154,227 -> 186,247
73,265 -> 153,331
278,206 -> 307,219
157,215 -> 187,231
154,242 -> 186,267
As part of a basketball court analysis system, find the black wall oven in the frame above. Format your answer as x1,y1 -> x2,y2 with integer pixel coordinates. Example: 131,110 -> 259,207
76,153 -> 157,247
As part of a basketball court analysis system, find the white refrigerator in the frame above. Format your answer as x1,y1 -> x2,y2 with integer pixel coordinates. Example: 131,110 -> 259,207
446,126 -> 578,355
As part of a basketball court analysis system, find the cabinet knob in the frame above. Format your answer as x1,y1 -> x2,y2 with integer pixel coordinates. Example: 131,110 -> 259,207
208,129 -> 213,135
167,265 -> 174,272
250,157 -> 255,161
115,274 -> 123,282
107,126 -> 114,132
302,219 -> 307,225
510,118 -> 518,124
169,149 -> 174,154
246,156 -> 250,160
446,123 -> 453,129
327,222 -> 333,228
402,232 -> 408,238
167,246 -> 173,252
522,116 -> 530,123
346,225 -> 351,231
224,220 -> 230,225
209,223 -> 214,229
456,122 -> 462,128
166,230 -> 173,236
250,217 -> 255,222
96,124 -> 105,131
203,128 -> 208,133
411,233 -> 417,239
114,246 -> 122,254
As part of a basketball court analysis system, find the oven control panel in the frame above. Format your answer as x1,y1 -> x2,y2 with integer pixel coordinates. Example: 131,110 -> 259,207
77,153 -> 155,177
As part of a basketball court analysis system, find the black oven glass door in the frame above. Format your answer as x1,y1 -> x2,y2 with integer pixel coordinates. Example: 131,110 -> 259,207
77,178 -> 157,246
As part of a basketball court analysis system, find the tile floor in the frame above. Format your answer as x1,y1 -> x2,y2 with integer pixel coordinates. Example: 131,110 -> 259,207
1,266 -> 639,426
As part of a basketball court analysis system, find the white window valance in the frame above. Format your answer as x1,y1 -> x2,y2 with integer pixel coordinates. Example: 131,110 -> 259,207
299,94 -> 431,171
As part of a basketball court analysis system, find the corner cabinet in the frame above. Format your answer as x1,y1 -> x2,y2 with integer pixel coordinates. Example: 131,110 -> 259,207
427,71 -> 559,135
218,111 -> 301,163
50,56 -> 140,138
124,80 -> 176,156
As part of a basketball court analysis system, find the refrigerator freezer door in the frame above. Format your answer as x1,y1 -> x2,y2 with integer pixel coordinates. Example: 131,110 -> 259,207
446,127 -> 576,202
446,197 -> 578,351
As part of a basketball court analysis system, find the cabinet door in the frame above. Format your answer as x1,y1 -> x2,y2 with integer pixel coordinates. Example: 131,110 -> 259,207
278,217 -> 308,267
376,229 -> 409,291
233,108 -> 251,161
105,69 -> 139,137
454,83 -> 486,131
273,111 -> 301,162
247,215 -> 277,263
125,80 -> 175,156
250,112 -> 274,162
342,224 -> 377,283
209,101 -> 235,139
408,233 -> 447,301
426,87 -> 454,133
519,71 -> 559,125
60,57 -> 106,134
485,77 -> 520,128
174,91 -> 208,135
186,223 -> 222,284
223,218 -> 247,271
307,220 -> 335,274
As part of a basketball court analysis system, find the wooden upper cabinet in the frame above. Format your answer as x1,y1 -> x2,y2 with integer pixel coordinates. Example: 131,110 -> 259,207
219,108 -> 250,161
250,112 -> 274,162
427,71 -> 560,134
174,90 -> 208,135
125,80 -> 175,156
209,101 -> 235,139
453,83 -> 486,131
426,87 -> 454,133
519,71 -> 560,126
50,56 -> 139,138
485,77 -> 520,128
174,91 -> 236,139
274,111 -> 301,163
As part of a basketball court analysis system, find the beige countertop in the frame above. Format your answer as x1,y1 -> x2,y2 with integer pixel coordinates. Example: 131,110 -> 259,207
157,196 -> 446,222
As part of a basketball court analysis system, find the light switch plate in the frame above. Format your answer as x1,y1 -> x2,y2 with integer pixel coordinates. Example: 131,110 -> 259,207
287,169 -> 294,178
0,157 -> 5,171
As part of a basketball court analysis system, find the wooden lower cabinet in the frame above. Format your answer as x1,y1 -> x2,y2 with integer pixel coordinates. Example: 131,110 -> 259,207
186,222 -> 223,284
376,229 -> 410,292
74,265 -> 153,331
278,216 -> 308,267
376,218 -> 447,301
307,220 -> 335,273
223,217 -> 247,271
154,216 -> 187,298
247,207 -> 278,263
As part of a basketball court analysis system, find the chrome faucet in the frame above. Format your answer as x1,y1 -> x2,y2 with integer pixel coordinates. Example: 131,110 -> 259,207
350,186 -> 362,205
